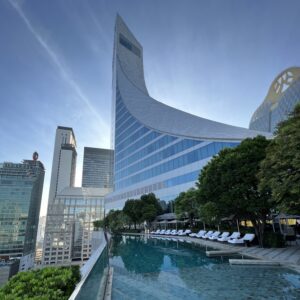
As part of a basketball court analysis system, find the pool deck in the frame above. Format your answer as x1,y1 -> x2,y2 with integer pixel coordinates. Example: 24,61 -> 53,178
123,232 -> 300,273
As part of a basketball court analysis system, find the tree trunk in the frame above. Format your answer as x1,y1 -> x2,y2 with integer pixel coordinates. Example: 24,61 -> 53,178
252,218 -> 266,248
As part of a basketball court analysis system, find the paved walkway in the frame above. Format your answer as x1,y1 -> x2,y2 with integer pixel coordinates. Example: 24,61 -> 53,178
125,232 -> 300,272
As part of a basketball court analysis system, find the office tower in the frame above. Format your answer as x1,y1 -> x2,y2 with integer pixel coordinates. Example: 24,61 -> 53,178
82,147 -> 114,189
42,187 -> 107,265
105,16 -> 271,210
43,126 -> 77,264
249,67 -> 300,133
0,156 -> 45,270
48,126 -> 77,205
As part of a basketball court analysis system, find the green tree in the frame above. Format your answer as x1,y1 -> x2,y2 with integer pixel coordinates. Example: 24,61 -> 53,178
104,210 -> 128,232
174,188 -> 199,224
140,193 -> 163,223
0,266 -> 80,300
259,104 -> 300,214
197,136 -> 272,246
123,199 -> 143,229
93,219 -> 103,231
198,202 -> 220,227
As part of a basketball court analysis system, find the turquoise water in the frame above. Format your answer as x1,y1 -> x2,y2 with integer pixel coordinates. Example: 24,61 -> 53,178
110,235 -> 300,300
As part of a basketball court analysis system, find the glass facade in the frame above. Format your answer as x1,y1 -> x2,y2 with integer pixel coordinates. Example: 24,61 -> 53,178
107,85 -> 239,207
250,68 -> 300,133
82,148 -> 114,189
114,90 -> 239,191
105,16 -> 267,210
42,187 -> 105,265
0,161 -> 44,257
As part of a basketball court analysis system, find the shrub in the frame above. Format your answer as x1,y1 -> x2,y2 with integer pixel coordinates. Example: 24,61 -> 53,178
263,232 -> 285,248
0,265 -> 80,300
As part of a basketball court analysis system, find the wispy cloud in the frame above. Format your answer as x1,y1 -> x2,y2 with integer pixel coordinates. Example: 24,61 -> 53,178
8,0 -> 109,132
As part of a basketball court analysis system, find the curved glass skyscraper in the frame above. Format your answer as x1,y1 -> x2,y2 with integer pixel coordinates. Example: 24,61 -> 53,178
249,67 -> 300,133
106,16 -> 271,210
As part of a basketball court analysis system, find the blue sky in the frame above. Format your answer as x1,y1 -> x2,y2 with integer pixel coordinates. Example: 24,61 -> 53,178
1,0 -> 300,216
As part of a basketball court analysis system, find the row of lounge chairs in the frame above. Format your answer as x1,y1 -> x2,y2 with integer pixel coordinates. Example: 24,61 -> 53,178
150,229 -> 255,245
150,229 -> 192,236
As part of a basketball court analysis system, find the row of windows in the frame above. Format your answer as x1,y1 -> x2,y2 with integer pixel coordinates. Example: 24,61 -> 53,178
115,110 -> 131,130
115,141 -> 239,190
115,121 -> 141,146
115,115 -> 136,139
115,139 -> 202,181
107,171 -> 199,203
115,102 -> 127,120
116,131 -> 162,162
116,135 -> 178,171
163,170 -> 199,188
116,126 -> 150,152
115,101 -> 125,117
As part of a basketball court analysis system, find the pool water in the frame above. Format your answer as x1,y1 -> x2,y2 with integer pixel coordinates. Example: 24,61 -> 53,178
110,235 -> 300,299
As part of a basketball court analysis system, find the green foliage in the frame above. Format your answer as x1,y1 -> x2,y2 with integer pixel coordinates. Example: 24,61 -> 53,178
197,136 -> 273,246
263,232 -> 285,248
123,194 -> 162,228
198,202 -> 220,226
123,199 -> 143,229
93,219 -> 103,231
259,103 -> 300,214
140,193 -> 163,223
0,266 -> 80,300
174,189 -> 200,224
104,210 -> 129,232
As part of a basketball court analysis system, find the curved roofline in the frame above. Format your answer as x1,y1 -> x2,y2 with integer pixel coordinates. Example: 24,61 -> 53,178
114,15 -> 272,141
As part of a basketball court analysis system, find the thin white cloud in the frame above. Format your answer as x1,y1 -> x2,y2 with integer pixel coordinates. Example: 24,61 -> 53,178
8,0 -> 109,132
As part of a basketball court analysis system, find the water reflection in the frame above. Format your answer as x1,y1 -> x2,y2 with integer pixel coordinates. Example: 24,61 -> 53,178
110,235 -> 300,299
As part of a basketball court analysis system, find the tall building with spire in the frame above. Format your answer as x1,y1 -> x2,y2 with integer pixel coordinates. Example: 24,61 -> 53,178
105,16 -> 271,210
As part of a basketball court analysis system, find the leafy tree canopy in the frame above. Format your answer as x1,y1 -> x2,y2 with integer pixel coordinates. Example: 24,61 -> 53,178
123,199 -> 143,229
0,266 -> 80,300
104,210 -> 129,232
197,136 -> 272,246
259,103 -> 300,214
174,188 -> 200,224
140,193 -> 163,222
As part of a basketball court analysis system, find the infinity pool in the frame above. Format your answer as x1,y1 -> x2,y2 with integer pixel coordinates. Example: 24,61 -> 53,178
110,235 -> 300,299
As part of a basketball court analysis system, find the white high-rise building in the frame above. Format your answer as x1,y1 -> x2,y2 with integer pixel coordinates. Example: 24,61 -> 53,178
48,126 -> 77,204
43,126 -> 77,264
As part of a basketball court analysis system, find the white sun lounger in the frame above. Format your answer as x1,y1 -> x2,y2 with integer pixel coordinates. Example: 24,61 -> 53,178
190,230 -> 205,237
159,229 -> 166,235
179,229 -> 192,236
208,231 -> 221,240
201,230 -> 214,239
228,233 -> 255,244
213,232 -> 229,241
218,231 -> 240,242
164,230 -> 171,235
176,230 -> 184,236
196,230 -> 207,238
